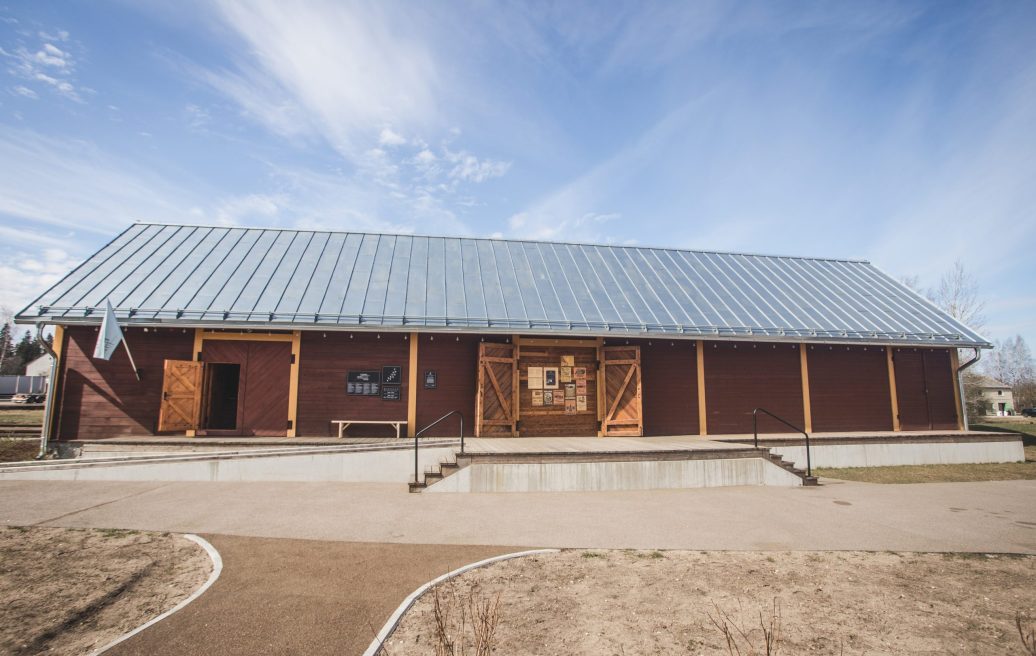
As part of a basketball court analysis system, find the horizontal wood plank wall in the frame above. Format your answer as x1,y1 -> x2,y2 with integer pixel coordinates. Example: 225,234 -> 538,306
297,332 -> 409,437
807,345 -> 893,432
415,334 -> 478,437
518,341 -> 598,436
703,341 -> 804,434
57,326 -> 193,439
922,349 -> 959,430
638,339 -> 698,436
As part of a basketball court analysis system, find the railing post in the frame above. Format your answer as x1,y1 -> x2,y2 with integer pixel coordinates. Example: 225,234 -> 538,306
460,416 -> 465,455
804,432 -> 812,478
414,431 -> 419,484
752,409 -> 759,449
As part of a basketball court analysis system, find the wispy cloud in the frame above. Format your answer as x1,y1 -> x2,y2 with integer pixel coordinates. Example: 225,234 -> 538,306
1,26 -> 84,102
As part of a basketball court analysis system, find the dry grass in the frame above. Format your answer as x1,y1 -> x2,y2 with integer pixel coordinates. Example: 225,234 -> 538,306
973,418 -> 1036,442
0,438 -> 37,463
816,445 -> 1036,484
0,408 -> 44,426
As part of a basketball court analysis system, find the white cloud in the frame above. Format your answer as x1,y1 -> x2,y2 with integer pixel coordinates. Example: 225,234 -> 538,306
378,127 -> 406,146
2,27 -> 83,102
0,245 -> 82,314
12,85 -> 36,99
214,193 -> 284,225
444,149 -> 510,183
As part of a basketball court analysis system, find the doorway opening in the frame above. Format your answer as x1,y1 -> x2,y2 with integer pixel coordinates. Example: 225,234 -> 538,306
204,363 -> 240,430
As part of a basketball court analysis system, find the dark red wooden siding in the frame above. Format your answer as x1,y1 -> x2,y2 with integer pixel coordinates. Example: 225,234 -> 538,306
297,332 -> 409,437
56,326 -> 193,439
893,348 -> 958,430
703,341 -> 804,434
807,345 -> 893,432
415,334 -> 478,437
201,340 -> 291,436
639,339 -> 698,436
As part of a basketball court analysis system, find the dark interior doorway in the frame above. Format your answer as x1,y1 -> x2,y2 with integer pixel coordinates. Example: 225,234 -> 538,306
205,363 -> 240,430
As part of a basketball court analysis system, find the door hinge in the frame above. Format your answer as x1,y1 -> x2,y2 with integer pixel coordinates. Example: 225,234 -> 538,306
290,353 -> 296,364
287,419 -> 293,430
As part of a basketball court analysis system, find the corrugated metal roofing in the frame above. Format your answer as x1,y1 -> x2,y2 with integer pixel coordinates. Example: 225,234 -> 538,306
16,223 -> 991,347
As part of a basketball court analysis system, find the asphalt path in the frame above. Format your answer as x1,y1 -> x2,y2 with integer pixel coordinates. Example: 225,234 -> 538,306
107,536 -> 516,656
2,478 -> 1034,553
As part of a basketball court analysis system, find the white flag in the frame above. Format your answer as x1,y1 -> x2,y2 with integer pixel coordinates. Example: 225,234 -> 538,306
93,300 -> 125,360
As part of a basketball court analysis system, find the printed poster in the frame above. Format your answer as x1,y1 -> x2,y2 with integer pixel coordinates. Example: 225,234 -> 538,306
575,379 -> 587,395
543,390 -> 553,405
565,398 -> 577,414
564,383 -> 576,399
553,390 -> 565,406
561,355 -> 575,367
576,395 -> 587,411
543,367 -> 560,389
531,390 -> 544,406
574,367 -> 587,380
527,366 -> 543,389
560,366 -> 573,383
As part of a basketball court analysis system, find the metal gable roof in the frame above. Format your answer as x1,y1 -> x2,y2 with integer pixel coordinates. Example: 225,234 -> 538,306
16,223 -> 992,347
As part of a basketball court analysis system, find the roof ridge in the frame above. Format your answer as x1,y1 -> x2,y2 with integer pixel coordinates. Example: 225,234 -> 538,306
127,221 -> 871,265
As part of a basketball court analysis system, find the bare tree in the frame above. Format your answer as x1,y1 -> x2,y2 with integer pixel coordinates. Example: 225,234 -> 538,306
984,335 -> 1035,389
928,259 -> 986,331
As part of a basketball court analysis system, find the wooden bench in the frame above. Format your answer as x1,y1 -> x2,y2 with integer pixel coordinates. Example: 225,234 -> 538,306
332,420 -> 406,438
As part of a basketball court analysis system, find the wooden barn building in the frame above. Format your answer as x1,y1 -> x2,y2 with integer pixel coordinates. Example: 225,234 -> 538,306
16,223 -> 990,442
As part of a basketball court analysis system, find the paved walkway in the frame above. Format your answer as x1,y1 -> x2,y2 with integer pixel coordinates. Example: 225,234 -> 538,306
2,478 -> 1034,553
109,536 -> 515,656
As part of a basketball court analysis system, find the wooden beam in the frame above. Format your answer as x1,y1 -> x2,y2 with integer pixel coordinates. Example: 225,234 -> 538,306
48,325 -> 65,442
696,340 -> 707,436
949,348 -> 963,431
517,337 -> 600,349
286,330 -> 301,437
800,345 -> 812,433
407,332 -> 419,438
887,346 -> 901,432
199,330 -> 293,342
186,328 -> 204,437
512,335 -> 520,436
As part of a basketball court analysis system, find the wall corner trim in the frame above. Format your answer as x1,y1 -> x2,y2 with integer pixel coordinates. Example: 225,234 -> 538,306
696,340 -> 707,436
407,332 -> 419,438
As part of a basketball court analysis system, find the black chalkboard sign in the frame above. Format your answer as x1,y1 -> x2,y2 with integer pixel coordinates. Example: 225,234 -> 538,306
347,370 -> 381,396
382,365 -> 403,385
381,385 -> 401,401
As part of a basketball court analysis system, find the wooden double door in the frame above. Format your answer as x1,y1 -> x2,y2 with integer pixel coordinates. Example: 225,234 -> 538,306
892,348 -> 959,431
158,340 -> 292,436
474,340 -> 643,437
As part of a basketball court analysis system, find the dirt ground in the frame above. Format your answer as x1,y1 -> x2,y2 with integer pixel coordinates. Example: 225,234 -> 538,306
0,526 -> 211,655
386,550 -> 1035,656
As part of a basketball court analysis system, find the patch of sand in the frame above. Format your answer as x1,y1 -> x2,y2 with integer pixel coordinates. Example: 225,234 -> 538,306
0,526 -> 211,655
387,550 -> 1035,655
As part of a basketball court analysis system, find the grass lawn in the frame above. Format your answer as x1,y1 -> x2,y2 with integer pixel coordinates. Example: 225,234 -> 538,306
817,444 -> 1036,484
972,418 -> 1036,442
0,408 -> 44,426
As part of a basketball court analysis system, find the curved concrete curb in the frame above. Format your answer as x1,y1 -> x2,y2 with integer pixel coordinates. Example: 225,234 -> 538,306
363,548 -> 559,656
90,534 -> 223,655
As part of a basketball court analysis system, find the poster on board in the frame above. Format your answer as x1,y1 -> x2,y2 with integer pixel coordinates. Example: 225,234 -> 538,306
531,390 -> 544,406
564,398 -> 577,414
564,383 -> 576,399
544,367 -> 559,389
560,366 -> 572,383
576,395 -> 587,411
543,390 -> 553,405
527,366 -> 543,389
561,355 -> 575,367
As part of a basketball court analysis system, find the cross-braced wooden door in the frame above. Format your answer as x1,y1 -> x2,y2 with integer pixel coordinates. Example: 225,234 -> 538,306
475,342 -> 517,436
158,359 -> 203,432
600,345 -> 643,436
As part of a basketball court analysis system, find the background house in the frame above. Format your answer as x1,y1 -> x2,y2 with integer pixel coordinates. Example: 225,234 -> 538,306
970,374 -> 1015,416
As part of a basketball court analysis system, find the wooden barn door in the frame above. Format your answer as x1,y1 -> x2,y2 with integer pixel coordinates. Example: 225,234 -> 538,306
475,342 -> 517,436
600,345 -> 643,436
158,360 -> 203,432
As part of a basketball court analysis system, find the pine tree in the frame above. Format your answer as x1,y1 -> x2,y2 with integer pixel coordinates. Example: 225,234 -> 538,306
0,321 -> 13,374
13,331 -> 42,374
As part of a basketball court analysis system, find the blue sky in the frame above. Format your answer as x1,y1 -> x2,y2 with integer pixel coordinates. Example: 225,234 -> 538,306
0,1 -> 1033,347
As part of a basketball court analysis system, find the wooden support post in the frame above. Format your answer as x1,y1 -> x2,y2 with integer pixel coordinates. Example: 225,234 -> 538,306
407,332 -> 419,438
48,325 -> 65,441
886,346 -> 901,432
512,335 -> 521,437
949,348 -> 964,431
800,345 -> 812,433
287,330 -> 301,437
186,328 -> 204,437
696,340 -> 707,436
596,337 -> 605,437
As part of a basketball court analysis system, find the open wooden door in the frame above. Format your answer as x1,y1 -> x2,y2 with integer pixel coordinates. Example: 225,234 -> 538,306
475,342 -> 517,436
158,359 -> 203,432
600,345 -> 643,436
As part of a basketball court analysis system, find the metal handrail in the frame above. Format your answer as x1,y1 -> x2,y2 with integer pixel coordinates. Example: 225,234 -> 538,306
753,407 -> 811,477
413,411 -> 465,484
